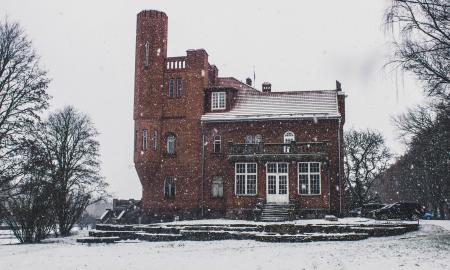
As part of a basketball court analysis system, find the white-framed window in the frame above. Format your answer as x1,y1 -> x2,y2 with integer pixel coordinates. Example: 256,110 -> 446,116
266,162 -> 289,195
142,129 -> 148,151
213,135 -> 221,153
144,41 -> 149,67
211,92 -> 226,110
235,163 -> 257,195
152,130 -> 157,151
167,134 -> 175,154
211,176 -> 224,198
176,78 -> 182,97
164,176 -> 175,199
244,135 -> 253,144
284,131 -> 295,153
298,162 -> 321,195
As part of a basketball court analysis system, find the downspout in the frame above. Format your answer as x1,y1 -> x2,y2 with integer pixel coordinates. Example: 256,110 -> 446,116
200,122 -> 205,217
337,118 -> 342,215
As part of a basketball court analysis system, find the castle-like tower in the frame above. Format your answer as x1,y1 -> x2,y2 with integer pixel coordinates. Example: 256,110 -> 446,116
134,10 -> 212,219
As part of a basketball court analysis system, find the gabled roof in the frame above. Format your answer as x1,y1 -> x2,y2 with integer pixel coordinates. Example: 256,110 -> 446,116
202,78 -> 341,122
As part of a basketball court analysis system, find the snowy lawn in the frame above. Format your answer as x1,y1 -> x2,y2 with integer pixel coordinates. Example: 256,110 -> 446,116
0,220 -> 449,270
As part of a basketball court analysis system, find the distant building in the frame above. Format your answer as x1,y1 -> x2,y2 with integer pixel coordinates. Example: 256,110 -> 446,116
133,10 -> 346,221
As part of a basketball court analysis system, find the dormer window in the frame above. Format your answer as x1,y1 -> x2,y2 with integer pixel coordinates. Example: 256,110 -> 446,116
212,92 -> 226,110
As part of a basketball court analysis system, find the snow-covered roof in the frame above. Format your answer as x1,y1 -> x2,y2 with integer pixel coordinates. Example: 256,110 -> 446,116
202,82 -> 341,122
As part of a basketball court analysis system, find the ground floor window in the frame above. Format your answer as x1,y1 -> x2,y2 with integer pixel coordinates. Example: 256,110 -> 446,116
298,162 -> 321,195
211,176 -> 224,198
164,176 -> 175,199
235,163 -> 257,195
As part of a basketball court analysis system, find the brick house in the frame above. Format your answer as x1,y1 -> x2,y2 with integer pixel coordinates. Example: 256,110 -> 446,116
134,10 -> 346,221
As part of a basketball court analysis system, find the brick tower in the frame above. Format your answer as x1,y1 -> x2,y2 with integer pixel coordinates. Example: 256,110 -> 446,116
134,10 -> 210,220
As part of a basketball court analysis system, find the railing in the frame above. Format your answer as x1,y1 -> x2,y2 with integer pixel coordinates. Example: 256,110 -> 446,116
166,57 -> 186,70
227,141 -> 328,160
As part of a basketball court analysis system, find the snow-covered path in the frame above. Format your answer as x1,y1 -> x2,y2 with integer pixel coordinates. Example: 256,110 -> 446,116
0,223 -> 449,270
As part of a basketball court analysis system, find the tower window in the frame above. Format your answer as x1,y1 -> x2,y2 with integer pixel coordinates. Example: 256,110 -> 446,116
164,176 -> 176,199
152,130 -> 157,151
211,92 -> 226,110
144,41 -> 149,68
142,129 -> 148,151
176,78 -> 182,97
167,134 -> 176,154
169,79 -> 174,97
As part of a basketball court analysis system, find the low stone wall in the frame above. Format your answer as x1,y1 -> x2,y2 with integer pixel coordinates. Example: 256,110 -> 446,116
79,222 -> 419,244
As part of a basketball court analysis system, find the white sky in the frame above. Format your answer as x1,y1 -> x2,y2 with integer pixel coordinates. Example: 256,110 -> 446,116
2,0 -> 425,199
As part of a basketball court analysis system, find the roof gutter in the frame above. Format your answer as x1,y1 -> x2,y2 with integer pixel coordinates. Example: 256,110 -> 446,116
201,115 -> 341,123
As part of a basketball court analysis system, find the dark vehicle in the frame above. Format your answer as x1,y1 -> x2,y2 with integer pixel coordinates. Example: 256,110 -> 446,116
361,203 -> 385,217
371,202 -> 423,220
349,207 -> 362,217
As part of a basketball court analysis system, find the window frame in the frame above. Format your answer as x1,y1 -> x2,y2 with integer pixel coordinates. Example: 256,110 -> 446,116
284,131 -> 295,153
176,78 -> 182,97
298,162 -> 321,195
211,176 -> 224,198
211,92 -> 226,110
152,130 -> 157,151
144,41 -> 149,68
168,79 -> 174,97
166,134 -> 176,154
142,129 -> 148,151
164,176 -> 176,199
213,135 -> 221,153
235,162 -> 257,196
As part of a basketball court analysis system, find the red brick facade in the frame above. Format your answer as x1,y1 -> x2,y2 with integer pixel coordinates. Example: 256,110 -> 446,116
134,10 -> 346,221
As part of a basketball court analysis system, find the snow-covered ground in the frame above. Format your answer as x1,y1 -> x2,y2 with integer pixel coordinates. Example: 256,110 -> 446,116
0,219 -> 449,270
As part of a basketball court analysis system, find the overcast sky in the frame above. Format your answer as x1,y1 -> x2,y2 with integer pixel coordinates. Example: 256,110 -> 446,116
2,0 -> 425,199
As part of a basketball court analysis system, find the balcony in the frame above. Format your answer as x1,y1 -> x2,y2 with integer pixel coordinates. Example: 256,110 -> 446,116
227,141 -> 329,161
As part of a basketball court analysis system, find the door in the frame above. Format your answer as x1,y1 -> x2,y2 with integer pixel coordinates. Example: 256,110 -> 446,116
266,162 -> 289,203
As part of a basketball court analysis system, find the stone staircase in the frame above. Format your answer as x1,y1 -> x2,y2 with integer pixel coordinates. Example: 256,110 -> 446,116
260,203 -> 291,222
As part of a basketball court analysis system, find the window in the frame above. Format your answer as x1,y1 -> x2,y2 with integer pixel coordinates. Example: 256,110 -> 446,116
244,135 -> 253,144
298,162 -> 321,195
284,131 -> 295,153
211,176 -> 224,198
164,177 -> 175,199
176,78 -> 182,97
167,134 -> 175,154
168,79 -> 174,97
255,134 -> 262,144
213,135 -> 221,153
211,92 -> 226,110
142,129 -> 148,151
235,163 -> 257,195
144,41 -> 149,67
152,130 -> 157,151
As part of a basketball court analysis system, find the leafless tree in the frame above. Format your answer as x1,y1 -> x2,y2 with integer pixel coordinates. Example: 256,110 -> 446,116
35,106 -> 108,236
1,140 -> 55,243
344,129 -> 392,208
0,18 -> 50,195
385,0 -> 450,103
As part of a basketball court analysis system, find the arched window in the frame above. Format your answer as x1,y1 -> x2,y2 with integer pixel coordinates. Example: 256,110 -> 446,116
144,41 -> 149,67
142,129 -> 148,151
164,176 -> 175,199
255,134 -> 262,144
284,131 -> 295,153
167,134 -> 176,154
244,135 -> 253,144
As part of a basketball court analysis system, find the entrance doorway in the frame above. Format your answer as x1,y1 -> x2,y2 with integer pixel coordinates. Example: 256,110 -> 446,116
266,162 -> 289,203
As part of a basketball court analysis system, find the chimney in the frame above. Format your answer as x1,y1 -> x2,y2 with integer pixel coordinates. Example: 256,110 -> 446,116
336,80 -> 342,91
246,77 -> 252,86
262,82 -> 271,93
